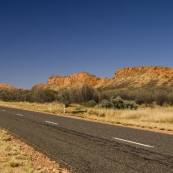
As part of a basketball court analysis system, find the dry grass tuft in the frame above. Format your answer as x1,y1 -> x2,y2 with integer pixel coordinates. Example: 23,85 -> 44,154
83,106 -> 173,131
0,128 -> 36,173
0,128 -> 70,173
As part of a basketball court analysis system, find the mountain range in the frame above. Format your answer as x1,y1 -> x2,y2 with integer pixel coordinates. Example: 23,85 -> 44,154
1,66 -> 173,91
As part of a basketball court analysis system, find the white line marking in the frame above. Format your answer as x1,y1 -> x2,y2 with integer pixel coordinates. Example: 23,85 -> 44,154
2,110 -> 5,112
114,137 -> 154,148
16,113 -> 23,116
45,121 -> 58,125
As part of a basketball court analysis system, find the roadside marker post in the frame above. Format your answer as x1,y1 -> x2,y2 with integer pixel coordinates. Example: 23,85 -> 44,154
50,103 -> 52,113
63,104 -> 65,114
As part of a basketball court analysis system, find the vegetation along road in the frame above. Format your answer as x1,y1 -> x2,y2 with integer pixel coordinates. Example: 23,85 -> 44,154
0,106 -> 173,173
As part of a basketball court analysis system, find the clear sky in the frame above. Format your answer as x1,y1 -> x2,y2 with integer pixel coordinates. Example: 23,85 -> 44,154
1,0 -> 173,89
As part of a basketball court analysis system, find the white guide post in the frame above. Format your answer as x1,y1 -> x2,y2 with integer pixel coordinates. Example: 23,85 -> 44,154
50,103 -> 52,113
63,104 -> 65,114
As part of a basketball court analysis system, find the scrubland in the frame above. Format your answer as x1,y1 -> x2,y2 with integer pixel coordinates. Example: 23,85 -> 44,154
0,101 -> 173,132
0,128 -> 45,173
0,127 -> 70,173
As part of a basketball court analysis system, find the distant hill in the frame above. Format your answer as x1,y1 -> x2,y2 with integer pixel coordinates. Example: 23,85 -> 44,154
0,83 -> 16,90
32,72 -> 109,91
32,66 -> 173,91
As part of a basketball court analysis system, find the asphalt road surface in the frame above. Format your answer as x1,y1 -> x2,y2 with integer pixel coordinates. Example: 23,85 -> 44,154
0,106 -> 173,173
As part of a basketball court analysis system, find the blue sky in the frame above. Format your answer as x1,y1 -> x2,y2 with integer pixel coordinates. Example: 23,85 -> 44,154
1,0 -> 173,89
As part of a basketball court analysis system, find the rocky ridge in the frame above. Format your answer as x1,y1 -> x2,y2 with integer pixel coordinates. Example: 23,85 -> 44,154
0,83 -> 16,90
32,72 -> 109,91
2,66 -> 173,91
32,66 -> 173,91
102,66 -> 173,89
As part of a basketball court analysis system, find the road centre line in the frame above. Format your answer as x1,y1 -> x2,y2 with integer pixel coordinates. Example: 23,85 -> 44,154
114,137 -> 154,148
16,113 -> 23,116
45,121 -> 58,125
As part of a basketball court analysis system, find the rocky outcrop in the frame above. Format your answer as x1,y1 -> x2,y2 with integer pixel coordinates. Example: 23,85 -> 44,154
47,72 -> 109,86
31,83 -> 47,90
32,72 -> 109,91
32,66 -> 173,91
0,83 -> 16,90
114,66 -> 173,78
102,66 -> 173,89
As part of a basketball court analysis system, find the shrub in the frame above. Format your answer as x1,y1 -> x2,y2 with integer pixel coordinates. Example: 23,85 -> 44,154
64,101 -> 71,107
111,96 -> 124,109
87,100 -> 96,107
111,96 -> 138,109
168,92 -> 173,105
155,90 -> 167,106
123,100 -> 138,109
100,99 -> 112,108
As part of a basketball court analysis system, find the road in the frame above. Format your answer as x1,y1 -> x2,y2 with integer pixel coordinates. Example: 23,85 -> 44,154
0,106 -> 173,173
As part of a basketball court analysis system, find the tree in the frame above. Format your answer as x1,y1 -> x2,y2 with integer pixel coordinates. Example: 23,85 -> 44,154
81,84 -> 94,101
155,90 -> 167,106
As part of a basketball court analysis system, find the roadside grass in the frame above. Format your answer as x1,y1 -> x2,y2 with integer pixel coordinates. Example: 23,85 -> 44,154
0,128 -> 45,173
0,127 -> 70,173
0,101 -> 173,132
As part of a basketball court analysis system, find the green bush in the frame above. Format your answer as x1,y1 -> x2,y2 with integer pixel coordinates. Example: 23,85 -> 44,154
112,96 -> 138,110
81,101 -> 89,107
87,100 -> 96,107
100,99 -> 112,108
111,96 -> 124,109
123,100 -> 138,110
100,96 -> 138,110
